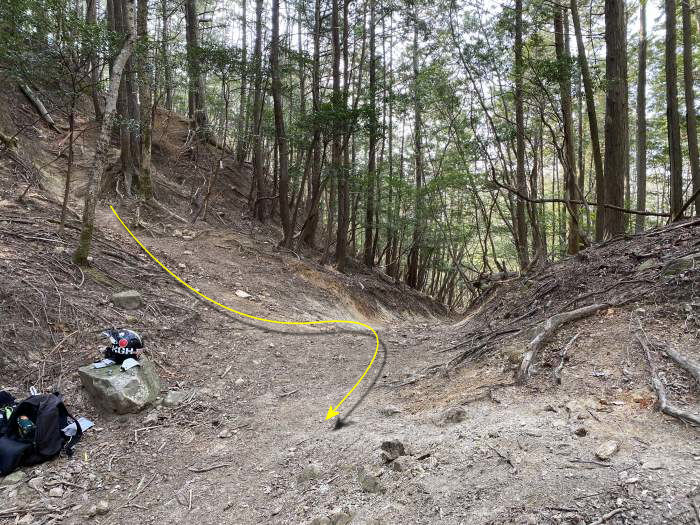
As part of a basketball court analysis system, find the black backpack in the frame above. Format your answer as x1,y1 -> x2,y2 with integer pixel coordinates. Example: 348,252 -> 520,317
0,393 -> 82,476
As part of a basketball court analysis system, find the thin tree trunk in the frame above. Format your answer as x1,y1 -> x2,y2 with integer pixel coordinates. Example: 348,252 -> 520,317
250,0 -> 265,221
570,0 -> 604,241
682,0 -> 700,216
161,0 -> 173,110
235,0 -> 248,162
666,0 -> 683,218
635,0 -> 648,232
364,0 -> 377,267
137,0 -> 153,200
514,0 -> 529,268
270,0 -> 292,246
185,0 -> 208,136
332,0 -> 347,270
86,0 -> 103,120
555,4 -> 579,254
74,0 -> 136,264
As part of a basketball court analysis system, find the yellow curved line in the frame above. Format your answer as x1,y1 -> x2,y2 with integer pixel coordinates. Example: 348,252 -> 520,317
110,205 -> 378,419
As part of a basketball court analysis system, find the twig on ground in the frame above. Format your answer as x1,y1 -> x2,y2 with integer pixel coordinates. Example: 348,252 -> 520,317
587,507 -> 626,525
187,462 -> 232,473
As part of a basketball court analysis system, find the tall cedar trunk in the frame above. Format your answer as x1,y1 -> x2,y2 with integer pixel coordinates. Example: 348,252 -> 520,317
364,0 -> 376,267
235,0 -> 248,162
514,0 -> 529,268
137,0 -> 153,200
554,5 -> 579,254
635,0 -> 648,232
86,0 -> 103,120
161,0 -> 173,110
251,0 -> 265,221
332,0 -> 347,270
299,0 -> 322,246
74,0 -> 136,264
406,9 -> 422,289
682,0 -> 700,216
602,0 -> 628,237
666,0 -> 683,217
570,0 -> 604,240
185,0 -> 208,136
271,0 -> 292,246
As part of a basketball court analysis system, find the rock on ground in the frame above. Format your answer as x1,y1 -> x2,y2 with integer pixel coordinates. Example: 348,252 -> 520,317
110,290 -> 143,310
78,357 -> 160,414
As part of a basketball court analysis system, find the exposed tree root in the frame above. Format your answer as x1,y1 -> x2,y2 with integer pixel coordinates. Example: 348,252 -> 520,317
554,332 -> 580,385
636,330 -> 700,428
516,303 -> 607,383
662,345 -> 700,386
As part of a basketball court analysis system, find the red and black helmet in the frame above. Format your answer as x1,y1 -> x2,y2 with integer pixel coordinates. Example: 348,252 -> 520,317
101,328 -> 144,362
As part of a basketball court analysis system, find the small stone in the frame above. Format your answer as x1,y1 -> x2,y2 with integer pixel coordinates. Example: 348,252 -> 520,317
235,378 -> 245,386
218,428 -> 232,439
378,406 -> 401,416
173,229 -> 183,237
28,477 -> 44,492
356,466 -> 384,494
441,406 -> 467,424
0,471 -> 26,485
573,426 -> 588,437
329,512 -> 352,525
143,411 -> 159,425
111,290 -> 143,310
642,459 -> 666,470
162,390 -> 189,407
380,440 -> 406,463
389,456 -> 416,473
235,290 -> 252,299
595,440 -> 620,461
298,463 -> 321,482
17,515 -> 34,525
96,500 -> 109,515
49,486 -> 64,498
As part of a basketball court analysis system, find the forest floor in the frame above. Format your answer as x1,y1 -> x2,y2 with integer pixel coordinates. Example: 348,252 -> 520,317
1,87 -> 699,524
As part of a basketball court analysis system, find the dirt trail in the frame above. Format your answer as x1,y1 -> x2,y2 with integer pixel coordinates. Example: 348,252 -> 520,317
5,210 -> 693,525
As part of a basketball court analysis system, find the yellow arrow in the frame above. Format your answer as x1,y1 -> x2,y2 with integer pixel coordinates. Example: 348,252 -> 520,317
110,206 -> 379,421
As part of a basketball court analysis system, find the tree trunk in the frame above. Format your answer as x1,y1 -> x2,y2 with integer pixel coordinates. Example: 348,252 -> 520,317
554,4 -> 579,254
570,0 -> 604,240
635,0 -> 648,232
161,0 -> 173,110
86,0 -> 103,121
270,0 -> 292,246
602,0 -> 628,237
74,0 -> 136,265
299,0 -> 322,247
137,0 -> 153,201
364,0 -> 377,268
666,0 -> 683,218
250,0 -> 265,221
682,0 -> 700,217
235,0 -> 248,162
185,0 -> 208,136
514,0 -> 529,268
406,8 -> 423,289
332,0 -> 347,271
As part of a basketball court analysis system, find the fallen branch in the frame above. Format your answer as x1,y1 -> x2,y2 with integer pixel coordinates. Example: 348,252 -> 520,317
20,85 -> 59,132
671,187 -> 700,222
517,304 -> 607,383
554,332 -> 580,385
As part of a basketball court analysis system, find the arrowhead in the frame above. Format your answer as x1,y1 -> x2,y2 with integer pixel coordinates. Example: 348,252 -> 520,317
325,405 -> 340,420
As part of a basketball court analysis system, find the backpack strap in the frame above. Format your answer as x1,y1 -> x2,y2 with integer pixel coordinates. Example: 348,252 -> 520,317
59,406 -> 82,456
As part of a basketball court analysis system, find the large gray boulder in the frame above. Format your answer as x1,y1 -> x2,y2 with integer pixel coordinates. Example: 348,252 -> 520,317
111,290 -> 143,310
78,357 -> 160,414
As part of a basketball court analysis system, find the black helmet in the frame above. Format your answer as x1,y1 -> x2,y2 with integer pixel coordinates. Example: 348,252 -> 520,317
101,328 -> 144,363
